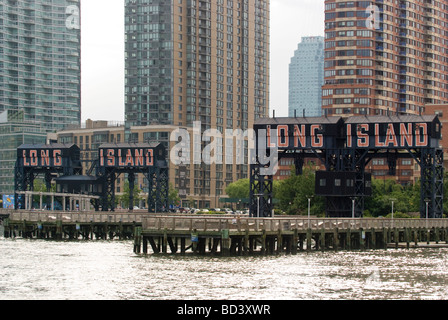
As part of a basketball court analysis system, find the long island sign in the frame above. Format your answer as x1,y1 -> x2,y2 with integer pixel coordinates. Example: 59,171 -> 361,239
255,114 -> 441,150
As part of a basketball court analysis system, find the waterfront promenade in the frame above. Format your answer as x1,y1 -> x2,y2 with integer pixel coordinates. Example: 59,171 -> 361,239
0,209 -> 145,240
135,215 -> 448,255
2,209 -> 448,255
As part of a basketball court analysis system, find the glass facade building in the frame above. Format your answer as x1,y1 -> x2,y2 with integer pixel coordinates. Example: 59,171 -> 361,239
288,36 -> 324,117
124,0 -> 270,208
0,0 -> 81,194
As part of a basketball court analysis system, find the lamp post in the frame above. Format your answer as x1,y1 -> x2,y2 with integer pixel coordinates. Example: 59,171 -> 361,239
308,197 -> 311,225
306,196 -> 313,229
389,198 -> 396,228
349,197 -> 356,227
424,198 -> 430,230
351,198 -> 355,219
254,193 -> 263,218
424,198 -> 431,244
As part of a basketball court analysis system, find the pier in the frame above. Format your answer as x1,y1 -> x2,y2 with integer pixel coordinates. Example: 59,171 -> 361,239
1,210 -> 145,240
135,215 -> 448,256
2,210 -> 448,256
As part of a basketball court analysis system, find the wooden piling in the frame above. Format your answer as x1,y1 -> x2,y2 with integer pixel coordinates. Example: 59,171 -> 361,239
306,229 -> 312,252
403,228 -> 408,249
359,229 -> 365,250
142,236 -> 148,254
56,220 -> 62,240
347,229 -> 351,251
277,229 -> 282,254
435,227 -> 440,244
244,230 -> 250,255
335,228 -> 340,251
320,229 -> 325,251
221,229 -> 230,256
180,237 -> 186,254
133,226 -> 142,254
394,228 -> 399,249
292,229 -> 298,254
149,237 -> 159,253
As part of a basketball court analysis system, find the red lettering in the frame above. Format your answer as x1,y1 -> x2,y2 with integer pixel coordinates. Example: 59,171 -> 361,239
107,149 -> 115,166
347,124 -> 352,148
356,124 -> 369,147
100,149 -> 105,167
118,149 -> 125,166
146,149 -> 154,166
277,125 -> 288,148
384,124 -> 398,147
30,150 -> 38,166
41,150 -> 50,166
415,123 -> 428,147
311,125 -> 323,148
23,150 -> 30,166
53,150 -> 62,166
294,125 -> 306,148
374,124 -> 385,147
135,149 -> 144,166
400,123 -> 413,147
125,149 -> 134,166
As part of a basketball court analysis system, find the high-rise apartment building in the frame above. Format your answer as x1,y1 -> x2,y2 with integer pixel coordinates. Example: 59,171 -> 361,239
125,0 -> 269,129
289,36 -> 324,117
322,0 -> 448,117
0,0 -> 82,194
124,0 -> 270,208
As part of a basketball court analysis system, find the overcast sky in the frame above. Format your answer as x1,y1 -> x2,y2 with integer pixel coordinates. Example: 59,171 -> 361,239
80,0 -> 324,122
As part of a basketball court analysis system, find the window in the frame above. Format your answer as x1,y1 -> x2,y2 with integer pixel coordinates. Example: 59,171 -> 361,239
401,159 -> 412,166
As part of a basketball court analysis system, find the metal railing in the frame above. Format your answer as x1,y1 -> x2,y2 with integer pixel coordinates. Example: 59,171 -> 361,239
4,210 -> 145,224
3,210 -> 448,230
141,216 -> 448,232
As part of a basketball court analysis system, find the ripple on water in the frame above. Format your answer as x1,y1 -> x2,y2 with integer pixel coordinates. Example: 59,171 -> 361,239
1,239 -> 448,300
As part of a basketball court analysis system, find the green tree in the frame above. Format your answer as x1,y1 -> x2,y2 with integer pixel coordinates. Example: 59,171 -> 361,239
364,178 -> 420,217
225,179 -> 280,198
169,183 -> 181,207
119,181 -> 142,209
32,179 -> 56,206
276,166 -> 325,216
225,179 -> 250,199
444,172 -> 448,216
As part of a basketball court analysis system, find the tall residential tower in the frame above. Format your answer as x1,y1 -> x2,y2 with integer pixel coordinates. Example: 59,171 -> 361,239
0,0 -> 81,194
124,0 -> 270,208
322,0 -> 448,117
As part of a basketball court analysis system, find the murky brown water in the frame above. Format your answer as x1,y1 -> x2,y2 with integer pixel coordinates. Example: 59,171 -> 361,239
1,238 -> 448,300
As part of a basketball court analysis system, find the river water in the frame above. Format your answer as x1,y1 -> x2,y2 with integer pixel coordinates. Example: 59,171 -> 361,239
1,237 -> 448,301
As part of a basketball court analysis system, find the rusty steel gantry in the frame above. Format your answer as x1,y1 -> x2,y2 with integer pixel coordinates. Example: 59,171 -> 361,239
250,114 -> 443,219
14,142 -> 169,213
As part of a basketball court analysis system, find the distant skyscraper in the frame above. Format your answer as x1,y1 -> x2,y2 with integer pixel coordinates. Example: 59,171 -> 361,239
124,0 -> 270,208
288,36 -> 324,117
322,0 -> 448,117
0,0 -> 81,193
